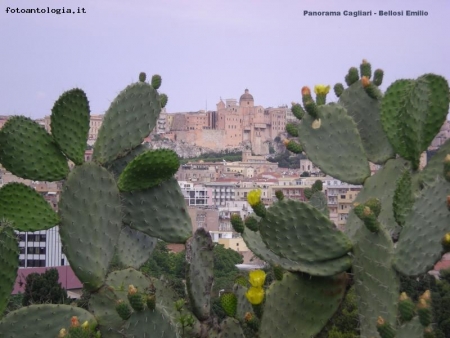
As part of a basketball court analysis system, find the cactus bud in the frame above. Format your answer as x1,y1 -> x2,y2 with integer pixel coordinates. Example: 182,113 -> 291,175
151,74 -> 162,89
285,123 -> 299,137
291,103 -> 305,120
376,316 -> 396,338
159,93 -> 168,108
128,285 -> 137,295
231,214 -> 245,234
398,292 -> 415,322
364,198 -> 381,218
139,72 -> 147,82
244,312 -> 260,330
334,83 -> 344,97
273,264 -> 284,281
71,316 -> 80,328
116,300 -> 132,320
360,59 -> 372,78
373,69 -> 384,86
346,67 -> 360,86
244,216 -> 259,232
301,86 -> 311,96
275,190 -> 284,201
285,140 -> 303,154
361,76 -> 371,88
146,294 -> 156,311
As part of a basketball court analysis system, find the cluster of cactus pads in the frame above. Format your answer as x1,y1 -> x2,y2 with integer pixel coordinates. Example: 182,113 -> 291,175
0,59 -> 449,338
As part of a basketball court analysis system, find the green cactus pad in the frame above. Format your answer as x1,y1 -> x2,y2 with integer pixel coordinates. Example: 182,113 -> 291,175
297,103 -> 370,184
233,284 -> 253,320
50,88 -> 90,165
339,81 -> 395,164
88,286 -> 123,338
381,75 -> 450,168
352,225 -> 399,338
0,304 -> 97,338
106,144 -> 148,179
105,268 -> 179,318
0,183 -> 59,231
122,305 -> 178,338
122,178 -> 192,243
0,223 -> 19,316
412,138 -> 450,193
242,229 -> 352,276
59,162 -> 122,291
396,317 -> 423,338
151,74 -> 162,89
186,228 -> 214,321
0,116 -> 69,181
117,226 -> 157,269
219,317 -> 246,338
93,81 -> 161,165
220,292 -> 238,317
393,177 -> 450,276
117,149 -> 180,192
345,158 -> 410,241
393,170 -> 414,227
259,199 -> 352,263
308,191 -> 329,217
260,272 -> 347,338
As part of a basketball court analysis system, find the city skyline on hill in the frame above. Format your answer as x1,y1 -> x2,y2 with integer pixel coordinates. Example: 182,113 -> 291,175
1,0 -> 449,118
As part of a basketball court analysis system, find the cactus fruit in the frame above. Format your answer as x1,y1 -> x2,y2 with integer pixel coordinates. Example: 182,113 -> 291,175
285,123 -> 299,137
151,74 -> 162,89
272,265 -> 284,281
284,139 -> 303,154
398,292 -> 415,322
244,312 -> 260,331
127,285 -> 145,312
231,214 -> 245,233
346,67 -> 359,85
220,292 -> 238,317
417,299 -> 432,327
146,294 -> 156,311
377,317 -> 397,338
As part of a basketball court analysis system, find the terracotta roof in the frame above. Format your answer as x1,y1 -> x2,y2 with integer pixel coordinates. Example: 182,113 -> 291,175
13,266 -> 82,294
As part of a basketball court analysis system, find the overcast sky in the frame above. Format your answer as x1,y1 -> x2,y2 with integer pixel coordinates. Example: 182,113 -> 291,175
1,0 -> 449,118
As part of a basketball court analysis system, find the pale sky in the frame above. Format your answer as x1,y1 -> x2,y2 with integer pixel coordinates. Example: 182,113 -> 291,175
1,0 -> 449,118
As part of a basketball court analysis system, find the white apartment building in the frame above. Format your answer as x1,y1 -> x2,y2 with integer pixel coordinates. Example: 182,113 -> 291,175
178,181 -> 211,206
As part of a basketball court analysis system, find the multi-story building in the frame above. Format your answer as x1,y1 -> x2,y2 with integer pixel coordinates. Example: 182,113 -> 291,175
324,180 -> 362,228
176,162 -> 220,182
205,180 -> 239,206
178,181 -> 212,206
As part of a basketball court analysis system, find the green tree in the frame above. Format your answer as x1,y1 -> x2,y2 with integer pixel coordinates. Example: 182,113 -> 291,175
22,268 -> 68,306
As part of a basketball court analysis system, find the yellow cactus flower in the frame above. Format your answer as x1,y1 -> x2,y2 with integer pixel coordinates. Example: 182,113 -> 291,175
248,270 -> 266,288
81,321 -> 89,330
245,286 -> 265,305
314,85 -> 330,95
58,328 -> 67,338
247,189 -> 262,207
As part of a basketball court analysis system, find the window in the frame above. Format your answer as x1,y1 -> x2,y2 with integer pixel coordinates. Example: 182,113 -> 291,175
340,195 -> 346,199
27,259 -> 45,267
27,247 -> 46,255
18,234 -> 26,242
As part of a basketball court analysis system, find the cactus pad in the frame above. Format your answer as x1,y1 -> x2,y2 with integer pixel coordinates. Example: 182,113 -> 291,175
0,304 -> 97,338
117,226 -> 157,269
308,191 -> 330,217
93,80 -> 161,165
50,88 -> 90,165
59,162 -> 122,290
122,178 -> 192,243
260,272 -> 347,338
394,177 -> 450,276
381,75 -> 450,168
338,81 -> 395,164
122,306 -> 178,338
297,103 -> 370,184
88,286 -> 123,338
117,149 -> 180,192
352,225 -> 399,338
345,158 -> 410,240
396,317 -> 423,338
0,223 -> 19,316
186,228 -> 214,321
259,199 -> 352,263
0,116 -> 69,181
219,317 -> 246,338
106,144 -> 148,179
0,182 -> 59,231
